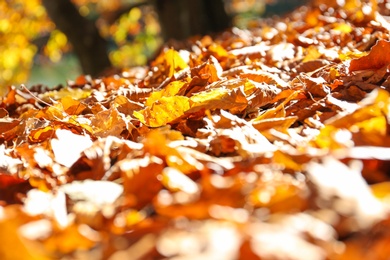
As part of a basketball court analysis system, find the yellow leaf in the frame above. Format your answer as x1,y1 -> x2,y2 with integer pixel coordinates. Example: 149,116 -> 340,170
332,23 -> 353,34
188,88 -> 247,114
40,87 -> 92,101
252,116 -> 297,134
34,102 -> 65,121
326,88 -> 389,130
208,43 -> 229,59
143,129 -> 201,174
303,45 -> 322,62
146,81 -> 187,107
154,49 -> 188,77
370,182 -> 390,201
134,96 -> 190,127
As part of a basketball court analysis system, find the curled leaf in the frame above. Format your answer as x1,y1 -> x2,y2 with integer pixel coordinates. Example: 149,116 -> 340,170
349,40 -> 390,72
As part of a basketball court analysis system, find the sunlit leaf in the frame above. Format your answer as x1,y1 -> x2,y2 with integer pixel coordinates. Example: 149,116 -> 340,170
161,167 -> 199,194
208,43 -> 229,60
40,87 -> 92,101
143,129 -> 203,174
145,81 -> 188,106
34,102 -> 66,121
188,87 -> 247,114
306,157 -> 386,230
153,49 -> 189,77
28,125 -> 56,143
58,95 -> 86,115
252,116 -> 297,134
248,174 -> 307,213
134,96 -> 190,127
51,129 -> 93,167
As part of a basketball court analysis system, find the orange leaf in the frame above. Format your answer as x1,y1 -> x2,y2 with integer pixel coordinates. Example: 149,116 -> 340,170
58,96 -> 86,115
0,206 -> 50,260
120,155 -> 164,209
349,40 -> 390,72
43,223 -> 98,254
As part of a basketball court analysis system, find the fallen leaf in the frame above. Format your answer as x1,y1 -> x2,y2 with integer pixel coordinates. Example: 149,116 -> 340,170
349,40 -> 390,72
134,96 -> 190,127
153,49 -> 189,78
51,129 -> 93,167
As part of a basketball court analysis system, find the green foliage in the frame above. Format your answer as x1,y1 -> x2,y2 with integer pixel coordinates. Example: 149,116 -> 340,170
0,0 -> 53,95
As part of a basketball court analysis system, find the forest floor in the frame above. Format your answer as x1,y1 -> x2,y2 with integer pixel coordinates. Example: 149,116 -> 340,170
1,2 -> 390,259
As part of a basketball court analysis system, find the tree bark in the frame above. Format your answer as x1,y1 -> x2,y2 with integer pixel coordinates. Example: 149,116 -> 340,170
42,0 -> 111,77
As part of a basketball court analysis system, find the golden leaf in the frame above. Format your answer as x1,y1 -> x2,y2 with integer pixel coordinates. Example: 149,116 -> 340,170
40,87 -> 92,101
153,49 -> 188,77
188,88 -> 247,114
145,81 -> 188,107
134,96 -> 190,127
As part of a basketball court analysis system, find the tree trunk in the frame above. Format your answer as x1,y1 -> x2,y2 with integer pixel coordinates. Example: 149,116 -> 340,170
42,0 -> 111,77
42,0 -> 232,76
155,0 -> 232,41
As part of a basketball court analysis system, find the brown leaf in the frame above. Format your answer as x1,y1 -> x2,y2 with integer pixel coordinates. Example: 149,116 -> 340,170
0,118 -> 21,140
0,108 -> 8,118
91,107 -> 128,137
120,155 -> 164,209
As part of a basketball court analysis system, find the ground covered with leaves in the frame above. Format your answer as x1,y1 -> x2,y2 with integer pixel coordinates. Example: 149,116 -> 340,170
2,1 -> 390,259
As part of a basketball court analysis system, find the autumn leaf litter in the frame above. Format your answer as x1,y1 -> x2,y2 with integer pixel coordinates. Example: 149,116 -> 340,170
2,1 -> 390,259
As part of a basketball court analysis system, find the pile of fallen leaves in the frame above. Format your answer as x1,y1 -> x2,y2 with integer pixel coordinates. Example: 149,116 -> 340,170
2,1 -> 390,259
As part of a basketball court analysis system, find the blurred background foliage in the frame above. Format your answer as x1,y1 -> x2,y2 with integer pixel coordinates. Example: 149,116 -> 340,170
0,0 -> 278,92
